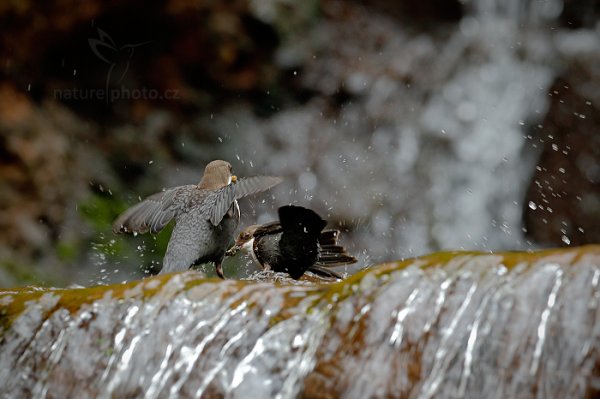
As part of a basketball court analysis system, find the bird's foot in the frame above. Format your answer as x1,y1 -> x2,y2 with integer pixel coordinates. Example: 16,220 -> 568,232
225,245 -> 239,257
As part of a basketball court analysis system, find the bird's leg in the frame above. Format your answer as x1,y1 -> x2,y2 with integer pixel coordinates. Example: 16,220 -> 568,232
215,262 -> 225,279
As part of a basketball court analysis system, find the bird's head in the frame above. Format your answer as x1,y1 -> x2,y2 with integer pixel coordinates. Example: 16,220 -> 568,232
198,160 -> 237,190
235,225 -> 259,249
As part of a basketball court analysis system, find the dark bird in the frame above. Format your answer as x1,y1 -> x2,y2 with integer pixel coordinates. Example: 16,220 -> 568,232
113,160 -> 281,278
227,205 -> 357,279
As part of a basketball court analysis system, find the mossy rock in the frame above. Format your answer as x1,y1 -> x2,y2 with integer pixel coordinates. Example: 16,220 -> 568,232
1,245 -> 599,398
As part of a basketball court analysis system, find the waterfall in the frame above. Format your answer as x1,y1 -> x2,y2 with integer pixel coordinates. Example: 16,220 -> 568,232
200,0 -> 577,270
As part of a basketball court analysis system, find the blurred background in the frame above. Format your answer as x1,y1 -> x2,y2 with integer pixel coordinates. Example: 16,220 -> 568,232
0,0 -> 599,287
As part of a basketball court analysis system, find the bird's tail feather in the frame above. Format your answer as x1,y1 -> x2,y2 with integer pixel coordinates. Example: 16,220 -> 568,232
317,229 -> 357,267
307,264 -> 343,279
316,250 -> 357,267
318,230 -> 339,247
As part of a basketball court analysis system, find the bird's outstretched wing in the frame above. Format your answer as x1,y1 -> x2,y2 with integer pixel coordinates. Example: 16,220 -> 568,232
253,221 -> 282,237
278,205 -> 326,236
204,176 -> 283,227
113,185 -> 197,234
202,185 -> 237,227
234,176 -> 282,200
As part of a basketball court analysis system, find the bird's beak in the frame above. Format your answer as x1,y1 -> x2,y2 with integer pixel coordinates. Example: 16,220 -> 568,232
231,175 -> 237,183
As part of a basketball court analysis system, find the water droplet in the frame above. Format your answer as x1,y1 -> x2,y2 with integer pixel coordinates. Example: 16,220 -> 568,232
561,235 -> 571,245
528,201 -> 537,210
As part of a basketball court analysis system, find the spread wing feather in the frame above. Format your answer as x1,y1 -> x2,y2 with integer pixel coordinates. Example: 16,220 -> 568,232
202,185 -> 237,227
113,185 -> 196,234
253,221 -> 282,237
234,176 -> 282,200
114,176 -> 282,233
204,176 -> 282,226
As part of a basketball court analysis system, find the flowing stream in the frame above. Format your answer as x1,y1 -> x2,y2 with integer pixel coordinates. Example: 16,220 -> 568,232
1,247 -> 599,398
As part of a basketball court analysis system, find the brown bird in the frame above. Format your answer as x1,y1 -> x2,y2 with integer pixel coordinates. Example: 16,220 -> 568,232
227,205 -> 357,279
113,160 -> 281,278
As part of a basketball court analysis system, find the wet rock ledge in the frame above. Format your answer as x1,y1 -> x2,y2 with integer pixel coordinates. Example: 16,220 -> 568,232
1,245 -> 599,398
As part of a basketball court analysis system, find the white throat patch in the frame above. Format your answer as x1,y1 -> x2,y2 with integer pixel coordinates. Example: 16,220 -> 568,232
241,238 -> 261,266
241,238 -> 254,252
